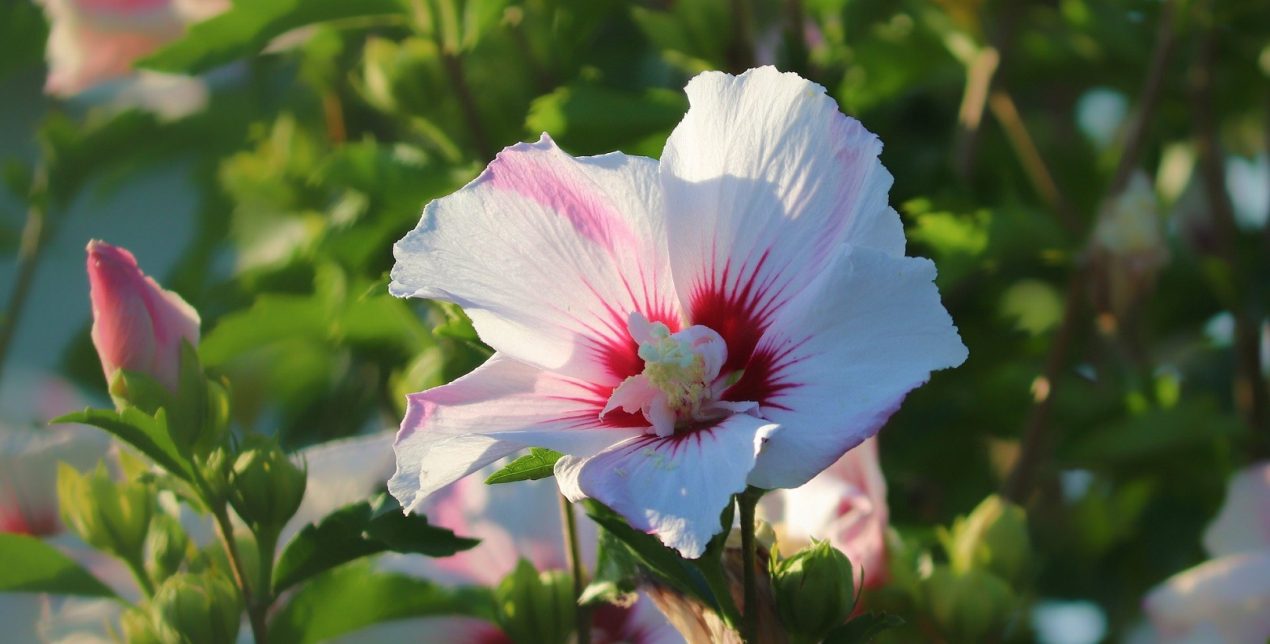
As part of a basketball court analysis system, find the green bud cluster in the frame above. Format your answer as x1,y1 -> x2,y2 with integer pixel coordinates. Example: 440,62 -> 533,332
771,539 -> 856,644
57,462 -> 153,563
122,571 -> 243,644
495,559 -> 577,644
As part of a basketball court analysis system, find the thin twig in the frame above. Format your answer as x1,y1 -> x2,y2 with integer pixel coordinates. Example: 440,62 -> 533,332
1109,0 -> 1179,193
726,0 -> 755,74
212,507 -> 269,644
559,494 -> 589,644
953,4 -> 1021,175
0,169 -> 49,388
987,90 -> 1081,234
1190,12 -> 1270,454
440,52 -> 495,161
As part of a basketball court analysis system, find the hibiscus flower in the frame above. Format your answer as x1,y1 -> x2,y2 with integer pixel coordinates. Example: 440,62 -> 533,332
389,66 -> 967,557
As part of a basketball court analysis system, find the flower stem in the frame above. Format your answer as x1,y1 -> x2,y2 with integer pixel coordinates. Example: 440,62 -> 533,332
737,486 -> 764,644
211,507 -> 269,644
122,553 -> 155,598
0,169 -> 49,389
558,493 -> 589,644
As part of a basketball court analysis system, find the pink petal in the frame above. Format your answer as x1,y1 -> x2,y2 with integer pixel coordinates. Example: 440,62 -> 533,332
556,414 -> 779,558
390,354 -> 645,515
86,240 -> 199,391
390,137 -> 679,386
661,67 -> 904,373
740,246 -> 966,490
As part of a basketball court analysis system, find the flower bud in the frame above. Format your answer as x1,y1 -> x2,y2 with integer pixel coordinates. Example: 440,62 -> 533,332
146,513 -> 190,584
494,559 -> 576,644
87,240 -> 200,394
1087,172 -> 1170,320
150,571 -> 242,644
119,605 -> 163,644
228,439 -> 307,531
923,566 -> 1014,642
772,539 -> 855,643
57,461 -> 153,561
942,494 -> 1031,585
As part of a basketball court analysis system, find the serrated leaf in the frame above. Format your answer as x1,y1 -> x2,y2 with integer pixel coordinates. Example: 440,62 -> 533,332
269,559 -> 495,644
53,407 -> 190,480
824,612 -> 906,644
137,0 -> 407,75
272,494 -> 478,594
0,533 -> 118,598
485,448 -> 564,484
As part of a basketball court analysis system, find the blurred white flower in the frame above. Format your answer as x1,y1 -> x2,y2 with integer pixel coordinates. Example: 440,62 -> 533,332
1143,462 -> 1270,642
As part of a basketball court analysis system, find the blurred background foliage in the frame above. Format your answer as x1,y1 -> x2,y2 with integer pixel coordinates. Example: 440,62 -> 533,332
0,0 -> 1267,641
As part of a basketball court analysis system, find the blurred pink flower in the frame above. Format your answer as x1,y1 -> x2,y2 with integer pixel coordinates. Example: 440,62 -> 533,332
37,0 -> 228,96
760,437 -> 889,588
389,66 -> 966,558
1144,462 -> 1270,642
86,240 -> 200,392
0,423 -> 107,537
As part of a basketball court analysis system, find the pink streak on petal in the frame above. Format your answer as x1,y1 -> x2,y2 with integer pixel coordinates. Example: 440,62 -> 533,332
482,135 -> 638,252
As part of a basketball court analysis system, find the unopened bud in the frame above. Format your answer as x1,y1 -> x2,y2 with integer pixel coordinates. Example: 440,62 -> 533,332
150,571 -> 242,644
772,539 -> 855,643
943,494 -> 1031,585
495,559 -> 575,644
57,462 -> 153,561
228,439 -> 306,531
119,606 -> 162,644
146,513 -> 190,584
923,566 -> 1014,642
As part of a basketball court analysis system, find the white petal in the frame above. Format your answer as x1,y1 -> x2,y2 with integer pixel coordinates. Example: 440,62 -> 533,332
1203,461 -> 1270,558
742,246 -> 967,489
1143,551 -> 1270,643
661,68 -> 903,371
556,414 -> 779,558
390,354 -> 644,514
391,136 -> 677,385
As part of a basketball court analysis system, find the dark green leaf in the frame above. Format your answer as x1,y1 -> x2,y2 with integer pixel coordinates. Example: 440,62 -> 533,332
485,448 -> 564,484
581,500 -> 736,624
824,612 -> 906,644
272,494 -> 478,594
269,560 -> 496,644
53,407 -> 190,480
0,533 -> 118,598
138,0 -> 407,75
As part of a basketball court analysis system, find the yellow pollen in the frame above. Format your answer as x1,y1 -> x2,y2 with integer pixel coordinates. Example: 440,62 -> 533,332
638,322 -> 712,414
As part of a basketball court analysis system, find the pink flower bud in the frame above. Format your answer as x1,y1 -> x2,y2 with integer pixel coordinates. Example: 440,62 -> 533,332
86,240 -> 199,392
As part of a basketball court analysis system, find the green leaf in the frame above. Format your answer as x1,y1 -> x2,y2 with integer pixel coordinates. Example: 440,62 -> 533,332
272,494 -> 478,594
485,448 -> 564,484
581,500 -> 736,623
0,533 -> 118,598
53,407 -> 190,480
526,84 -> 687,157
138,0 -> 407,75
269,560 -> 495,644
824,612 -> 906,644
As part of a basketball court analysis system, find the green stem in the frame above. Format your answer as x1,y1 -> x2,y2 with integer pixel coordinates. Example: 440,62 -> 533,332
738,486 -> 764,644
211,507 -> 269,644
558,493 -> 589,644
0,169 -> 49,389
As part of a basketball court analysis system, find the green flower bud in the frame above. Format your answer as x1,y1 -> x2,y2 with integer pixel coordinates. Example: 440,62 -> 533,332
942,494 -> 1031,584
360,37 -> 441,116
150,571 -> 242,644
923,566 -> 1014,643
198,446 -> 232,506
227,439 -> 306,531
119,606 -> 163,644
57,462 -> 153,561
146,513 -> 190,584
772,539 -> 855,643
495,559 -> 575,644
